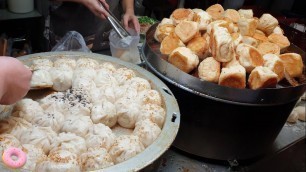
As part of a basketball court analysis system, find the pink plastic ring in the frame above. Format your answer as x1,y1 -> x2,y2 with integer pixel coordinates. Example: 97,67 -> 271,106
2,147 -> 27,169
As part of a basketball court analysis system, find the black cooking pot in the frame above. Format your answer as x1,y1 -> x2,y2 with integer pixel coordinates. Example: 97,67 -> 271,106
142,24 -> 306,162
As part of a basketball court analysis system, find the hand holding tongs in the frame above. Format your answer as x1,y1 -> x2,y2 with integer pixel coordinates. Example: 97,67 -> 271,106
97,0 -> 130,39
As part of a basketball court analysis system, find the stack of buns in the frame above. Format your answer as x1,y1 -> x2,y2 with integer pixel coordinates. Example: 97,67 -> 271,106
154,4 -> 304,90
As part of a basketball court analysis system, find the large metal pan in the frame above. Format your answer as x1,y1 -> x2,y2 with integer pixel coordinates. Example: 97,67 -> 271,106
0,52 -> 180,172
142,24 -> 306,162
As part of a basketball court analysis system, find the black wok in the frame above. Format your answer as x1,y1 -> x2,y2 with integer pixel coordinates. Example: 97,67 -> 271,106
141,23 -> 306,162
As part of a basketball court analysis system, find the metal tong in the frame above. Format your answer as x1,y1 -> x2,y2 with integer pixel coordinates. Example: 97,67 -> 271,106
98,1 -> 130,39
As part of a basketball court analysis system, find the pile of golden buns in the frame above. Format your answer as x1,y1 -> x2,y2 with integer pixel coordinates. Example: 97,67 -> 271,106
154,4 -> 304,90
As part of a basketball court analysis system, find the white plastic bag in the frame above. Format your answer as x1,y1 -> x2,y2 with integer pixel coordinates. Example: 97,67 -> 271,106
51,31 -> 90,52
109,29 -> 141,64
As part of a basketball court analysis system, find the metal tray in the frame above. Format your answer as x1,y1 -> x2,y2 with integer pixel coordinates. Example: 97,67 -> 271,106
0,51 -> 180,172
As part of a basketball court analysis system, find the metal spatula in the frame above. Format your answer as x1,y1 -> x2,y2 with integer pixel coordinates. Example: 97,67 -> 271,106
97,1 -> 130,39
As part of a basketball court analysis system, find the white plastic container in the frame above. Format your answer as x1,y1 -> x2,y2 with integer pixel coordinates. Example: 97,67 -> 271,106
7,0 -> 34,13
109,29 -> 141,64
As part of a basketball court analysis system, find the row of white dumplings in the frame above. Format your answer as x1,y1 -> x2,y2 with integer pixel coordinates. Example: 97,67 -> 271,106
0,57 -> 166,171
0,130 -> 151,171
1,94 -> 162,170
30,57 -> 147,91
29,57 -> 166,129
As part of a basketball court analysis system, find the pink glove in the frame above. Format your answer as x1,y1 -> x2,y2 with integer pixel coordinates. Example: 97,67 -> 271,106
0,56 -> 32,105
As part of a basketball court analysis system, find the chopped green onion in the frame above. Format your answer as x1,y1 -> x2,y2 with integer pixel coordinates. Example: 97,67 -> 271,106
138,16 -> 158,25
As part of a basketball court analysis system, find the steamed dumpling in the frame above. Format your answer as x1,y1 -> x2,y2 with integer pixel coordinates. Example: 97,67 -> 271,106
91,87 -> 116,103
91,100 -> 117,127
113,85 -> 130,100
61,115 -> 93,137
124,77 -> 151,93
35,149 -> 81,172
65,88 -> 93,116
21,144 -> 47,171
30,69 -> 53,88
111,125 -> 133,137
113,67 -> 136,85
32,107 -> 65,132
117,85 -> 139,101
9,117 -> 32,140
94,68 -> 118,89
39,92 -> 67,114
99,62 -> 116,73
0,134 -> 20,154
0,118 -> 13,134
50,132 -> 86,155
49,67 -> 73,91
79,147 -> 114,171
72,77 -> 97,93
53,58 -> 76,69
85,123 -> 115,150
13,98 -> 44,122
31,58 -> 53,70
137,90 -> 162,106
76,58 -> 99,69
136,104 -> 166,128
20,126 -> 57,154
73,68 -> 97,81
133,119 -> 162,147
109,135 -> 145,164
115,97 -> 141,129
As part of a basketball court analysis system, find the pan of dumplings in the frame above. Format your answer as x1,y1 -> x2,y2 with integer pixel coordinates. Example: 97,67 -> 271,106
141,4 -> 306,161
142,7 -> 306,105
0,51 -> 180,171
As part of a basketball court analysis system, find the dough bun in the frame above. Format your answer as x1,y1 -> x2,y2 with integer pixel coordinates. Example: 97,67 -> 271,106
248,66 -> 278,89
236,43 -> 264,73
218,65 -> 246,89
154,23 -> 175,42
187,36 -> 208,60
257,42 -> 280,55
206,4 -> 224,20
210,26 -> 235,62
168,47 -> 199,73
238,9 -> 253,19
263,54 -> 285,81
198,57 -> 221,83
257,13 -> 278,35
160,32 -> 185,55
242,36 -> 258,47
170,8 -> 194,25
279,53 -> 303,77
193,9 -> 212,31
175,21 -> 199,43
237,18 -> 258,36
268,33 -> 290,52
223,9 -> 240,23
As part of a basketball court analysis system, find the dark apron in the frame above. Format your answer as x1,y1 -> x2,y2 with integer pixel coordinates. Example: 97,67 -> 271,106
49,0 -> 121,51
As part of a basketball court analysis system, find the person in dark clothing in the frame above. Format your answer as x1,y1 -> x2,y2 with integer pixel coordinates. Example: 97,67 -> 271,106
46,0 -> 140,51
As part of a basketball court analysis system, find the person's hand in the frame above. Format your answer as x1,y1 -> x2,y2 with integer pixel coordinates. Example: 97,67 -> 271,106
78,0 -> 110,20
0,57 -> 32,105
123,12 -> 140,34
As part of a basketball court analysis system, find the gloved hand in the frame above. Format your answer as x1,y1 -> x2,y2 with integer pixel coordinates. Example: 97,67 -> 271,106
0,56 -> 32,105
